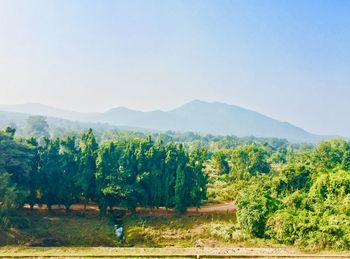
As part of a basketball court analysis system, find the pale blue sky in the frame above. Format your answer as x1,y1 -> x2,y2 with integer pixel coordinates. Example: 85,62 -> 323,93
0,0 -> 349,136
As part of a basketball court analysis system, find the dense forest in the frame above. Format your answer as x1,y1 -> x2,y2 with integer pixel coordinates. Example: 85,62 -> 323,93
206,139 -> 350,250
1,116 -> 350,250
0,127 -> 207,215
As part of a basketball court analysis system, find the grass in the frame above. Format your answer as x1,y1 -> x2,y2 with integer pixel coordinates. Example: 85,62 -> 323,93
0,209 -> 276,249
1,209 -> 118,246
122,213 -> 286,249
1,210 -> 350,257
1,209 -> 350,258
124,213 -> 237,247
0,209 -> 322,250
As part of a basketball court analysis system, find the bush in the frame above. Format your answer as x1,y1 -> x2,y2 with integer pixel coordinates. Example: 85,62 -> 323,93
236,186 -> 280,238
0,173 -> 27,230
266,209 -> 318,245
309,170 -> 350,200
204,222 -> 250,242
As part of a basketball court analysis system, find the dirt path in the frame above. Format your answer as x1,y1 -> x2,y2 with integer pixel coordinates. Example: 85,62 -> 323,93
135,202 -> 235,215
1,247 -> 349,258
188,201 -> 235,213
23,202 -> 236,215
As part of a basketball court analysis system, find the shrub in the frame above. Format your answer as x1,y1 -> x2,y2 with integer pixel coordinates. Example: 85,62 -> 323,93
266,209 -> 318,245
309,170 -> 350,200
236,187 -> 280,238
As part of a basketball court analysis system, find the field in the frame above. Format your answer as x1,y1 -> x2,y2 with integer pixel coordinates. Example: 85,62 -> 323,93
1,207 -> 241,247
2,209 -> 350,258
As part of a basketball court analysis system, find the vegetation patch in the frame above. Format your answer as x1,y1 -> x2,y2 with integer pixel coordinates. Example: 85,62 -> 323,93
1,210 -> 118,247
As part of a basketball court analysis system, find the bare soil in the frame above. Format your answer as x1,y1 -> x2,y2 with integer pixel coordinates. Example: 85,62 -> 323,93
23,202 -> 236,216
0,246 -> 349,258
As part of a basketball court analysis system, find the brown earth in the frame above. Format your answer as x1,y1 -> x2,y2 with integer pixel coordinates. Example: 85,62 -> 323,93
1,246 -> 350,258
23,202 -> 236,216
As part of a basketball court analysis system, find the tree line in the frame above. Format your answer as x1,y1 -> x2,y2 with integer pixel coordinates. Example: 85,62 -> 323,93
0,127 -> 207,219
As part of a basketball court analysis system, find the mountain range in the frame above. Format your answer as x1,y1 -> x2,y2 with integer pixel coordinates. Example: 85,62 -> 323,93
0,100 -> 331,143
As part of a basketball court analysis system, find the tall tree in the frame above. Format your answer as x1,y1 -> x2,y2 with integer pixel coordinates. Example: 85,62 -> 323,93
188,148 -> 208,210
79,129 -> 98,209
163,144 -> 179,209
0,173 -> 22,228
60,137 -> 81,211
0,129 -> 33,205
39,139 -> 62,209
95,142 -> 123,214
25,137 -> 40,209
174,144 -> 190,213
26,116 -> 50,143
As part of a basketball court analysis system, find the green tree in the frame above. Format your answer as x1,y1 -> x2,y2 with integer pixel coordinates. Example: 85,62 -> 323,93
236,181 -> 280,237
163,143 -> 179,209
313,139 -> 347,171
79,129 -> 98,210
0,173 -> 25,228
39,139 -> 62,209
60,137 -> 81,211
0,129 -> 33,206
211,151 -> 230,175
25,137 -> 40,209
229,146 -> 270,179
95,142 -> 124,214
174,145 -> 190,213
26,116 -> 50,143
188,148 -> 208,210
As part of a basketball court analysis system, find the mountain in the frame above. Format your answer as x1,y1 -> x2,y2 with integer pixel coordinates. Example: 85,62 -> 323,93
92,100 -> 323,143
0,100 -> 328,143
0,103 -> 96,121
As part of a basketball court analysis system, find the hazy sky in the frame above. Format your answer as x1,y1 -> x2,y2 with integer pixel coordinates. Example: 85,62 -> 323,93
0,0 -> 350,136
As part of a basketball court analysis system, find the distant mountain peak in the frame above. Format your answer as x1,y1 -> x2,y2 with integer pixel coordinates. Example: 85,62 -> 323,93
0,100 -> 326,143
105,106 -> 133,113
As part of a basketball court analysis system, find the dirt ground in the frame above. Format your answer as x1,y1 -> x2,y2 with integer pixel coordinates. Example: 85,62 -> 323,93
1,246 -> 349,258
23,202 -> 236,216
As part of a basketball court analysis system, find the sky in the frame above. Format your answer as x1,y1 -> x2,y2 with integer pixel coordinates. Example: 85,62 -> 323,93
0,0 -> 350,136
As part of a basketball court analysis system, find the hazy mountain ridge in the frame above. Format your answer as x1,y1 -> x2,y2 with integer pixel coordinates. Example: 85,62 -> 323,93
0,103 -> 96,121
0,100 -> 333,143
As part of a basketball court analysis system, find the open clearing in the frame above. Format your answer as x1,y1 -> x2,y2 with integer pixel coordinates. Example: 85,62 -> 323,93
1,205 -> 349,258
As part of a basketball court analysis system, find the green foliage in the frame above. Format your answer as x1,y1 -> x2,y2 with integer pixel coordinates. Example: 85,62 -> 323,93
229,146 -> 270,179
236,178 -> 280,237
1,210 -> 118,246
79,129 -> 99,204
95,138 -> 207,214
277,165 -> 312,195
0,129 -> 33,218
124,214 -> 235,247
211,151 -> 230,175
25,116 -> 49,143
39,139 -> 62,209
0,127 -> 208,215
60,137 -> 81,210
309,170 -> 350,200
313,139 -> 349,171
0,173 -> 26,229
3,124 -> 350,251
231,139 -> 350,250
